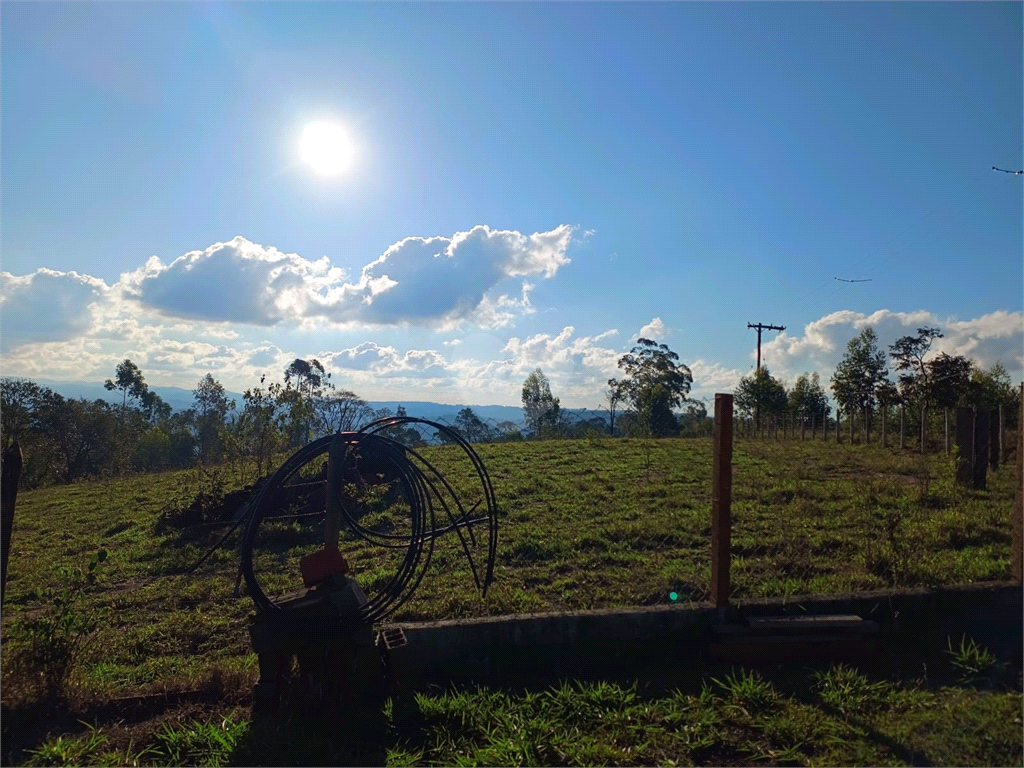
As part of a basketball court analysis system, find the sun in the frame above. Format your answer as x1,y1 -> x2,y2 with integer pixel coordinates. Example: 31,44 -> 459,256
299,121 -> 354,176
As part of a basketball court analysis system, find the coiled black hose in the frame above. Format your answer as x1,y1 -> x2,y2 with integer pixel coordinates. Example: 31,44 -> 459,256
239,417 -> 498,624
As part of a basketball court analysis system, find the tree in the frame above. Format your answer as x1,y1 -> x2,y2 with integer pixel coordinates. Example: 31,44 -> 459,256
787,373 -> 831,426
193,374 -> 233,462
104,359 -> 148,409
521,369 -> 562,439
1,378 -> 46,449
493,421 -> 524,442
609,338 -> 692,410
889,327 -> 943,405
139,390 -> 172,425
831,327 -> 888,415
284,358 -> 329,399
312,389 -> 373,436
635,384 -> 680,437
924,353 -> 974,410
237,378 -> 287,478
375,405 -> 426,447
735,367 -> 788,422
601,385 -> 623,436
970,361 -> 1017,414
678,400 -> 712,438
453,407 -> 493,444
609,338 -> 693,437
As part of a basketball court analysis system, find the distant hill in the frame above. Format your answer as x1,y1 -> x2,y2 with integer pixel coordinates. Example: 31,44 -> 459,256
19,380 -> 615,431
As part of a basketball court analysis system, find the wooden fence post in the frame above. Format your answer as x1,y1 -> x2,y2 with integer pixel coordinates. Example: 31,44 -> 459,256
999,403 -> 1005,465
835,410 -> 841,443
921,406 -> 927,454
1,442 -> 23,607
972,408 -> 990,490
1011,386 -> 1022,583
900,405 -> 906,449
881,406 -> 888,448
988,408 -> 1000,472
711,394 -> 733,609
955,407 -> 975,487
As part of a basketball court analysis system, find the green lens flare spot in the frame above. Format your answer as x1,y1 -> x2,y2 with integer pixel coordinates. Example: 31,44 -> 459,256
669,591 -> 679,601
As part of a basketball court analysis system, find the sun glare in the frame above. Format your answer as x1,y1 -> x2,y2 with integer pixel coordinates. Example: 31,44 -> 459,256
299,121 -> 354,176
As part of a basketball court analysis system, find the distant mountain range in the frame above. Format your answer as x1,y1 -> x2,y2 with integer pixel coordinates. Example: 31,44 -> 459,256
25,379 -> 609,429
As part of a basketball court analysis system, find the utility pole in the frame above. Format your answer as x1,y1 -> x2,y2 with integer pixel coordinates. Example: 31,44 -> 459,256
747,322 -> 786,372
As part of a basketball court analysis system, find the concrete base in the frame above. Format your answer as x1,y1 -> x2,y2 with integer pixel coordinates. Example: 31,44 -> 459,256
248,576 -> 383,718
377,582 -> 1022,694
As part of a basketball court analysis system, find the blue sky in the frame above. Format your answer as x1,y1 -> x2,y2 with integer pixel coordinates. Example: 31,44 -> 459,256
2,2 -> 1021,408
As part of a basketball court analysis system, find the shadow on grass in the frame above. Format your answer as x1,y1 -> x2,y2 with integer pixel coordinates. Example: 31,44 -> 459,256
229,704 -> 387,767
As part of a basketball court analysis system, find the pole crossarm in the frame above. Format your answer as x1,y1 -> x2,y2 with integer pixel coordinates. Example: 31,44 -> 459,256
747,322 -> 786,372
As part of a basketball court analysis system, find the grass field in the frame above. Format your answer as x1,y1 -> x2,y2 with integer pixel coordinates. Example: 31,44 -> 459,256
1,436 -> 1020,766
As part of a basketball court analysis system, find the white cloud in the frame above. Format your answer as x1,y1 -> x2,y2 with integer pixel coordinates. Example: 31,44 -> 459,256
0,268 -> 108,352
119,227 -> 574,330
321,342 -> 449,378
638,317 -> 667,340
759,309 -> 1024,392
689,360 -> 745,397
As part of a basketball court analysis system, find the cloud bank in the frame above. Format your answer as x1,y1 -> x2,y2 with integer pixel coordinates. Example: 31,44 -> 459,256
122,226 -> 572,329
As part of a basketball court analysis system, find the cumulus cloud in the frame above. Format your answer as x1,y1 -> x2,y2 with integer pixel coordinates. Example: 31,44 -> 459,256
0,268 -> 108,352
638,317 -> 667,340
760,309 -> 1024,390
322,342 -> 448,378
124,226 -> 573,329
689,360 -> 745,396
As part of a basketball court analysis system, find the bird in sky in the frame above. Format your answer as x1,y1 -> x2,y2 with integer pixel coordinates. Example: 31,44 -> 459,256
834,277 -> 873,283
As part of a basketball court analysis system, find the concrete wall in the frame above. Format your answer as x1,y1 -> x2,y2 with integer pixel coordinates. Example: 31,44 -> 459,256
383,582 -> 1022,693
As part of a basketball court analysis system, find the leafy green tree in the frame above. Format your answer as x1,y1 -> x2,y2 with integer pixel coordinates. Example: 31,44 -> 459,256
678,400 -> 712,438
104,359 -> 148,409
735,367 -> 788,420
139,389 -> 172,425
635,384 -> 680,437
924,353 -> 975,410
192,374 -> 233,463
969,360 -> 1019,429
237,378 -> 287,477
284,358 -> 330,399
453,407 -> 494,444
787,373 -> 831,426
1,377 -> 46,450
493,421 -> 524,442
376,405 -> 426,447
889,327 -> 943,405
832,327 -> 888,416
521,369 -> 562,439
609,338 -> 693,437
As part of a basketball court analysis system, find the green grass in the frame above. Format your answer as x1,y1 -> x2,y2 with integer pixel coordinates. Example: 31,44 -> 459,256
19,667 -> 1022,767
1,437 -> 1019,765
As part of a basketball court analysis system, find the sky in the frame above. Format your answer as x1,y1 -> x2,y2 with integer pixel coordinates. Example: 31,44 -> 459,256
2,2 -> 1022,409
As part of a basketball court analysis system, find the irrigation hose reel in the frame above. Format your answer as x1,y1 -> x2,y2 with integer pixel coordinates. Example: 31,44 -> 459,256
238,417 -> 499,626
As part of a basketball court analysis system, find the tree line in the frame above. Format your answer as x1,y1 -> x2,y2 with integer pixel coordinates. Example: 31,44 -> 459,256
733,326 -> 1019,442
1,328 -> 1016,487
